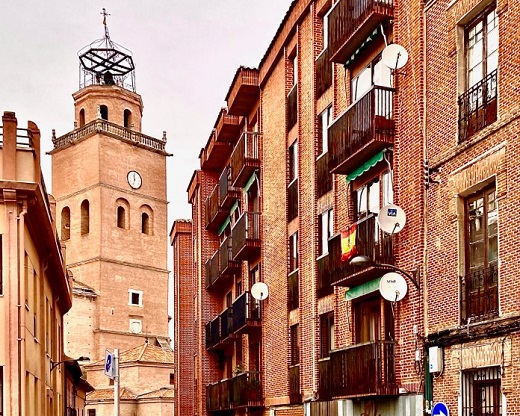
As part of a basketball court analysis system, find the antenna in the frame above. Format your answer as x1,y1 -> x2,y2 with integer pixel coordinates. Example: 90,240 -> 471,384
378,204 -> 407,234
251,282 -> 269,301
381,44 -> 409,70
379,272 -> 408,302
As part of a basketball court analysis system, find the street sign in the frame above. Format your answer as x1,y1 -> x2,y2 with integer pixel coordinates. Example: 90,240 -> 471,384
432,402 -> 449,416
105,349 -> 114,379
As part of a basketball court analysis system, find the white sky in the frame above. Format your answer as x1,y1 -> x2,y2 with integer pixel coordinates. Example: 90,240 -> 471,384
0,0 -> 293,222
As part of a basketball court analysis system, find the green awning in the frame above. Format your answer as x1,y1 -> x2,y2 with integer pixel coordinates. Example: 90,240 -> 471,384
244,172 -> 257,192
344,27 -> 380,67
346,150 -> 385,183
230,200 -> 239,215
344,277 -> 380,301
217,216 -> 231,235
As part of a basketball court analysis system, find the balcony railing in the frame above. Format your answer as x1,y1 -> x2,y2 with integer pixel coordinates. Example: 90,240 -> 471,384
206,378 -> 233,412
316,152 -> 332,197
220,307 -> 234,341
316,48 -> 332,97
461,264 -> 498,323
330,341 -> 397,397
329,86 -> 394,174
328,0 -> 393,64
287,86 -> 298,131
205,307 -> 234,351
230,132 -> 261,188
287,179 -> 299,221
233,371 -> 263,408
219,166 -> 240,210
330,214 -> 393,287
317,253 -> 334,298
232,291 -> 261,335
458,69 -> 497,142
318,358 -> 333,400
289,365 -> 302,404
219,235 -> 241,279
232,212 -> 261,261
205,250 -> 220,289
205,316 -> 221,349
288,270 -> 299,310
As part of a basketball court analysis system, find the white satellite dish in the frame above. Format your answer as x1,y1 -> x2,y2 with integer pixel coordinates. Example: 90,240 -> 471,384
378,204 -> 407,234
381,44 -> 409,70
251,282 -> 269,301
379,272 -> 408,302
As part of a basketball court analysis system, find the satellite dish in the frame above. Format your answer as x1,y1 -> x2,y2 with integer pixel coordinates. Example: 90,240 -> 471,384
379,272 -> 408,302
251,282 -> 269,301
382,44 -> 409,70
378,204 -> 406,234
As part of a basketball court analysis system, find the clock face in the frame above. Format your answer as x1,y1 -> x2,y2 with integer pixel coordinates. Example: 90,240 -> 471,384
127,170 -> 142,189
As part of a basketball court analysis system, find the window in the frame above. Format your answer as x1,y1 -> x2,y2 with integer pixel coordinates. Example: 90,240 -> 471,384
88,409 -> 96,416
128,289 -> 143,307
141,213 -> 150,234
318,106 -> 331,155
170,373 -> 175,385
462,367 -> 501,416
79,109 -> 85,127
320,312 -> 334,358
81,200 -> 89,235
289,232 -> 299,272
318,209 -> 333,256
292,52 -> 298,86
322,11 -> 329,51
61,207 -> 71,240
353,295 -> 394,343
290,324 -> 300,366
129,319 -> 142,334
462,184 -> 498,321
100,105 -> 108,121
459,6 -> 498,140
289,140 -> 298,183
124,109 -> 132,128
351,56 -> 392,103
117,206 -> 126,228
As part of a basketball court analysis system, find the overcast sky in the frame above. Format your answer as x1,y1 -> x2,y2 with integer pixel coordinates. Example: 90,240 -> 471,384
0,0 -> 293,222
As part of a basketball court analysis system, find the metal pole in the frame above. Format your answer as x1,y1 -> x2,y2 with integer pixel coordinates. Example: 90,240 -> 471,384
114,348 -> 120,416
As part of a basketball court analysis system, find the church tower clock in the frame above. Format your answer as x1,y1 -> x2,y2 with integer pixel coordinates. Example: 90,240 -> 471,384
50,11 -> 171,363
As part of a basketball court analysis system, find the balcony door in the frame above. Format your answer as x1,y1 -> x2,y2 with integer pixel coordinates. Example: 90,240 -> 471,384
354,294 -> 394,343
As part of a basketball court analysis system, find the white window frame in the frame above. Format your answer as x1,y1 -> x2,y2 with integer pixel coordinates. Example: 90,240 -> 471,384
319,106 -> 332,155
128,289 -> 143,307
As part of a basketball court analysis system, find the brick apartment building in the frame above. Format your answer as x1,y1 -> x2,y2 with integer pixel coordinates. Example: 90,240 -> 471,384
49,20 -> 174,415
0,111 -> 80,415
173,0 -> 520,415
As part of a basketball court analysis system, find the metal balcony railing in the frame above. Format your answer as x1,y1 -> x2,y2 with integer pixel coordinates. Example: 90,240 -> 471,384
233,371 -> 263,408
230,132 -> 261,187
219,166 -> 240,209
206,378 -> 233,412
458,69 -> 497,142
205,316 -> 220,349
461,264 -> 499,323
232,291 -> 261,334
205,250 -> 220,289
329,86 -> 394,174
231,212 -> 261,261
330,341 -> 397,397
219,235 -> 241,279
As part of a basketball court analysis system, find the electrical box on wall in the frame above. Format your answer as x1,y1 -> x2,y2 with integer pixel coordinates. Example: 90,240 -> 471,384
429,346 -> 443,373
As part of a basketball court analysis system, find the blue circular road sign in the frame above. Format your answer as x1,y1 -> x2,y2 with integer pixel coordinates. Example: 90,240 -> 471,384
432,402 -> 449,416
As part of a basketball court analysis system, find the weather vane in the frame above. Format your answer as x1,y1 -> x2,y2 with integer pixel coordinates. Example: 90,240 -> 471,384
101,8 -> 111,40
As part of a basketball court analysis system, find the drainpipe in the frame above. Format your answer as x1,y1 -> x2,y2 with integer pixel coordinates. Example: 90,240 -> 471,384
17,201 -> 28,416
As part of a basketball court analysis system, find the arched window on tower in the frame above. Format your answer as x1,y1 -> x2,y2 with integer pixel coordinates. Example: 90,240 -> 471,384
79,109 -> 85,127
140,205 -> 153,235
81,200 -> 90,235
116,198 -> 130,229
124,109 -> 132,128
61,207 -> 71,240
100,105 -> 108,121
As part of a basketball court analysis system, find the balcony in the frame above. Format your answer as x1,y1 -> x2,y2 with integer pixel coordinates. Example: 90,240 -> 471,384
317,253 -> 334,298
289,365 -> 302,404
201,130 -> 233,171
318,358 -> 333,400
219,166 -> 240,209
205,307 -> 234,351
215,108 -> 241,143
288,270 -> 299,310
330,214 -> 393,287
205,168 -> 240,231
329,86 -> 394,175
461,264 -> 498,324
231,212 -> 261,261
232,291 -> 261,335
226,67 -> 260,116
230,132 -> 261,188
205,315 -> 221,350
206,378 -> 233,412
328,0 -> 393,64
205,250 -> 220,289
316,48 -> 332,97
458,69 -> 497,143
329,341 -> 397,397
316,152 -> 332,197
219,235 -> 241,280
287,179 -> 298,221
287,86 -> 298,131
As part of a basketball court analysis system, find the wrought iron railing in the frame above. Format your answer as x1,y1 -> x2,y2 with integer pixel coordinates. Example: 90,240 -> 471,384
288,270 -> 299,310
460,264 -> 498,323
329,86 -> 394,174
458,69 -> 497,142
289,365 -> 302,404
287,179 -> 299,221
330,341 -> 397,397
52,119 -> 167,151
287,86 -> 298,131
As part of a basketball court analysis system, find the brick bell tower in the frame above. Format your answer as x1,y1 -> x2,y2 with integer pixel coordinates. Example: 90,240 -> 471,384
50,9 -> 171,363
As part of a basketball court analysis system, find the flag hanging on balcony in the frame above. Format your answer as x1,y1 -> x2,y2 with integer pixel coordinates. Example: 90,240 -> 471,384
341,224 -> 357,262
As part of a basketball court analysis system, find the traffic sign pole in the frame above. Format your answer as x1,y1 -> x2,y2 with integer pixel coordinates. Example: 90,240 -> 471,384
114,348 -> 120,416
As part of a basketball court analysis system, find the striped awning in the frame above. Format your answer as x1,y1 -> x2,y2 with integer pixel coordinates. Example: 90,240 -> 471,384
344,27 -> 380,68
346,150 -> 385,183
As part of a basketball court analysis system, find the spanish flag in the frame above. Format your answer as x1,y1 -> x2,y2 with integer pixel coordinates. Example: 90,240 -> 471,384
341,223 -> 357,262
